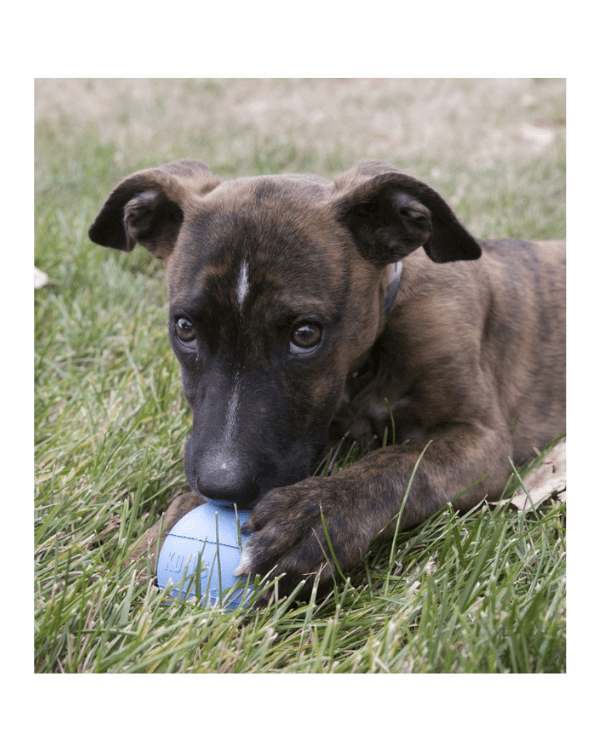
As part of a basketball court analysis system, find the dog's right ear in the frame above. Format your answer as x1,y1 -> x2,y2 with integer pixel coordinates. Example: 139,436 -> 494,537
88,160 -> 220,261
333,161 -> 481,266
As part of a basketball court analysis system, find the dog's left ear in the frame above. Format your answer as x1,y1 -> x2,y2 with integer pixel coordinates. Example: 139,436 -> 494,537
333,161 -> 481,265
89,160 -> 220,261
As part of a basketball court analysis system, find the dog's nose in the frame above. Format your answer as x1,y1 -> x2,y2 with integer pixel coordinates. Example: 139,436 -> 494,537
195,454 -> 260,507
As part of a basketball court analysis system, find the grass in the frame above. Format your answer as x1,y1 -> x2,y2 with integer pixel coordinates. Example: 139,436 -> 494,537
34,78 -> 566,674
35,500 -> 566,673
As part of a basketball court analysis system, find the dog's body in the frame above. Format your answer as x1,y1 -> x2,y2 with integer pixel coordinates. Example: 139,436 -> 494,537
90,160 -> 565,598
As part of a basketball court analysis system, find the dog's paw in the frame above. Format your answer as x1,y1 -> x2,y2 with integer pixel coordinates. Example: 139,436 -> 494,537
235,475 -> 371,601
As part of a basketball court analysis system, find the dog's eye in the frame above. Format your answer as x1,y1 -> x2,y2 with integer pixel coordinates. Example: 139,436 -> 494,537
174,316 -> 196,343
290,322 -> 322,354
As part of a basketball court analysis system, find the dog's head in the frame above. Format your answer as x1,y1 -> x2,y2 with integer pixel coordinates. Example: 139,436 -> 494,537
90,159 -> 480,507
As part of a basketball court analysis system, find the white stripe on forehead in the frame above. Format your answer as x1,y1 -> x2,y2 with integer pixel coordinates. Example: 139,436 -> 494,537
237,260 -> 250,307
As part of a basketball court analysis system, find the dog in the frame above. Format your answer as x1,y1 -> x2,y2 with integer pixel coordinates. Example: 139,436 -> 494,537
89,159 -> 566,600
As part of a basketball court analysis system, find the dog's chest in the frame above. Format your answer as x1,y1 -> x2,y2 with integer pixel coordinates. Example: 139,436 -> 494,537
332,364 -> 396,445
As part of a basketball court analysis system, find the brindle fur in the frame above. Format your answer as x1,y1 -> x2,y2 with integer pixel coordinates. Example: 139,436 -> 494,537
89,160 -> 566,600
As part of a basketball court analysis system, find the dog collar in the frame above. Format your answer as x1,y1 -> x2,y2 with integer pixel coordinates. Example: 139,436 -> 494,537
384,260 -> 403,315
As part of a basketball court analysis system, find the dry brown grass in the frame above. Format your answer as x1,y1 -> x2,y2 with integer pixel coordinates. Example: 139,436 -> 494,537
35,77 -> 565,175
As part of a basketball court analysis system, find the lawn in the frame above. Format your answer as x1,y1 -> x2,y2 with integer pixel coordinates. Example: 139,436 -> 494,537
34,78 -> 566,673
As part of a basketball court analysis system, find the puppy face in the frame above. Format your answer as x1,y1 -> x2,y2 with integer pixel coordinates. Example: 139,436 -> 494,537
166,177 -> 384,506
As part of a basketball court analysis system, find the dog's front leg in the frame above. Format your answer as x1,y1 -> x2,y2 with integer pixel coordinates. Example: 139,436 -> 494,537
237,422 -> 512,599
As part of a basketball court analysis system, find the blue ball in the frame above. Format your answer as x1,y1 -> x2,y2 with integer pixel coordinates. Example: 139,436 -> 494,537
156,502 -> 252,609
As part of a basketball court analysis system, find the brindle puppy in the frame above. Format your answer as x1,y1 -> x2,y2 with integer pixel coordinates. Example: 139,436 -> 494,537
89,159 -> 566,600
